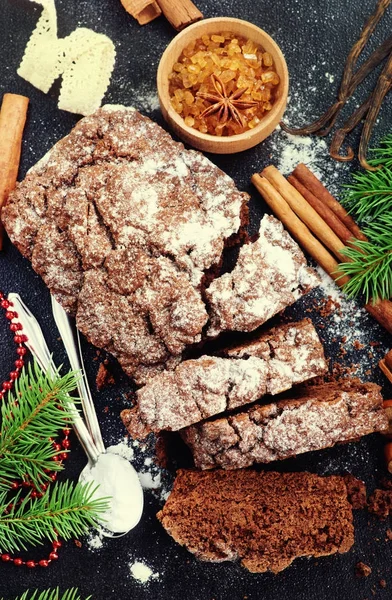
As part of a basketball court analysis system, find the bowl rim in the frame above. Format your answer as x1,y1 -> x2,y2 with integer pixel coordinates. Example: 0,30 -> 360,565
157,16 -> 289,146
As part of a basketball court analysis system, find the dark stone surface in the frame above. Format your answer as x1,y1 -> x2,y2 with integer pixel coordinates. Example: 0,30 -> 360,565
0,0 -> 391,598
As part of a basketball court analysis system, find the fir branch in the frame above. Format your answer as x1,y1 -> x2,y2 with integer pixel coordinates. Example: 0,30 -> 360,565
0,361 -> 79,491
339,238 -> 392,303
1,588 -> 91,600
342,165 -> 392,220
0,480 -> 109,553
339,133 -> 392,302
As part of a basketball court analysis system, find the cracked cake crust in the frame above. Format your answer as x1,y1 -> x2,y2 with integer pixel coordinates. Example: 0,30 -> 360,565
121,318 -> 328,437
182,380 -> 388,470
2,106 -> 249,383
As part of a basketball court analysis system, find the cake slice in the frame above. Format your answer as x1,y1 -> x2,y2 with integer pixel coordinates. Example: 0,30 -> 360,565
157,469 -> 356,573
206,214 -> 320,337
182,380 -> 388,470
121,318 -> 327,437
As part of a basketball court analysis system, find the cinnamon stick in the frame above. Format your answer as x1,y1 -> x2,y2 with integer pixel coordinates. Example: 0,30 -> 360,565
0,93 -> 29,250
156,0 -> 203,30
380,359 -> 392,385
120,0 -> 162,24
251,174 -> 350,286
261,165 -> 347,262
292,163 -> 368,242
288,174 -> 355,245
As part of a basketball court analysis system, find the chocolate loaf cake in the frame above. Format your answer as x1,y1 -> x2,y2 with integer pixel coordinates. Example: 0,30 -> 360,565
157,469 -> 356,573
206,215 -> 320,337
121,319 -> 327,437
182,380 -> 388,470
2,106 -> 249,384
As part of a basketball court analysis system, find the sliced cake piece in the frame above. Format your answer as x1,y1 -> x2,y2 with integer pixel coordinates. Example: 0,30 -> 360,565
206,214 -> 320,337
121,319 -> 327,437
157,469 -> 356,573
182,380 -> 388,470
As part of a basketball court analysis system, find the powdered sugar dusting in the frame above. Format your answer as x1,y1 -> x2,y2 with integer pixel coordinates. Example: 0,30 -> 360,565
129,560 -> 160,584
207,215 -> 320,336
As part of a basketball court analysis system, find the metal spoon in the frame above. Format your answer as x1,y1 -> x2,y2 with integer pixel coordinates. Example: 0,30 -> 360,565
9,293 -> 144,535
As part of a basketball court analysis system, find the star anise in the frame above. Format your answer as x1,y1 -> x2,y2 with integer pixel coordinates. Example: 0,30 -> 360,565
196,73 -> 258,127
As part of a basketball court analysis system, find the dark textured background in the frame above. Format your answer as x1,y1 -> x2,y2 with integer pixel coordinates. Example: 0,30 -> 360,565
1,1 -> 392,598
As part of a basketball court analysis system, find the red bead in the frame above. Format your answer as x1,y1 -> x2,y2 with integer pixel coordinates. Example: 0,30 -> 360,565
15,359 -> 24,369
16,323 -> 23,330
10,481 -> 19,490
62,439 -> 70,449
60,452 -> 68,461
9,371 -> 19,381
5,311 -> 15,320
3,382 -> 12,390
52,540 -> 62,549
52,456 -> 60,462
1,554 -> 11,562
63,428 -> 71,436
49,552 -> 58,561
53,443 -> 61,451
30,490 -> 37,498
13,558 -> 23,566
13,335 -> 22,343
21,334 -> 28,342
9,323 -> 19,332
39,560 -> 49,568
17,347 -> 27,356
1,300 -> 10,308
41,483 -> 48,491
50,473 -> 57,481
26,560 -> 36,568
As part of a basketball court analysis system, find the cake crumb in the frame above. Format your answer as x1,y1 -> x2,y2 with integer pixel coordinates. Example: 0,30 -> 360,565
96,361 -> 115,390
356,562 -> 372,578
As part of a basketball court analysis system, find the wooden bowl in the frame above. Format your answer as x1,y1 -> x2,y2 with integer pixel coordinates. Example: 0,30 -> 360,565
157,17 -> 289,154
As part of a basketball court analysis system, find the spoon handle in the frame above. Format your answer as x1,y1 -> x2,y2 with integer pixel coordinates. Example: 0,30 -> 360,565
51,296 -> 106,455
8,293 -> 100,464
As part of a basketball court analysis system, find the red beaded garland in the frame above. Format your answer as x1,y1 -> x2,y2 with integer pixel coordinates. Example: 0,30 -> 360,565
0,291 -> 70,569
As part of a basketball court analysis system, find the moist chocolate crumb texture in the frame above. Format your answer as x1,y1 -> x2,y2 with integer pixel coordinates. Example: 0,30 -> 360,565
157,469 -> 356,573
2,105 -> 320,385
121,318 -> 328,437
182,380 -> 388,470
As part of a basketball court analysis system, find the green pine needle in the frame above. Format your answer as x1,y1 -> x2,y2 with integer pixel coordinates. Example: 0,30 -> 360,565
0,361 -> 79,491
1,588 -> 91,600
338,239 -> 392,304
338,133 -> 392,302
0,480 -> 109,553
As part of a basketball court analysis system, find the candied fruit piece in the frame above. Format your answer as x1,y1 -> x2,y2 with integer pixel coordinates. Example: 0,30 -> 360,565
211,34 -> 225,43
184,91 -> 195,105
184,116 -> 195,127
261,71 -> 277,84
188,63 -> 201,74
248,116 -> 261,128
173,62 -> 184,73
262,52 -> 273,66
220,69 -> 236,83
